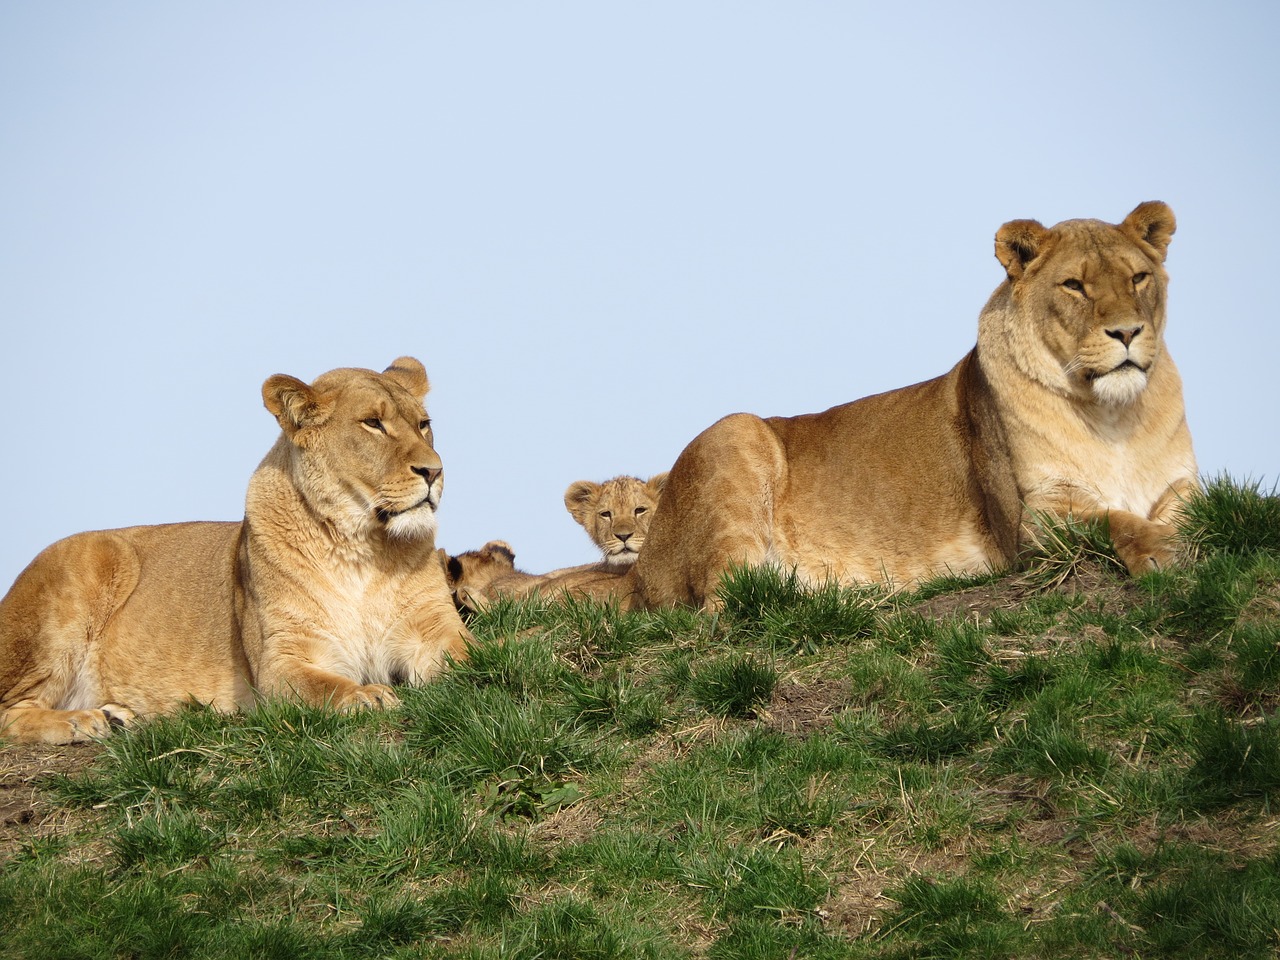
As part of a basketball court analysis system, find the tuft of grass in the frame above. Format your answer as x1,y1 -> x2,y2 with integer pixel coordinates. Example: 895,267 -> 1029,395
690,653 -> 778,718
1179,474 -> 1280,558
717,563 -> 880,652
1017,510 -> 1126,590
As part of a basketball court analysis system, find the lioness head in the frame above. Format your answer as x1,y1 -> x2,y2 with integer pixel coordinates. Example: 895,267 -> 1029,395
262,356 -> 444,540
563,473 -> 669,568
989,200 -> 1176,407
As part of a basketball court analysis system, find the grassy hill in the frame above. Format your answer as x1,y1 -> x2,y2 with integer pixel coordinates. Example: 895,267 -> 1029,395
1,476 -> 1278,958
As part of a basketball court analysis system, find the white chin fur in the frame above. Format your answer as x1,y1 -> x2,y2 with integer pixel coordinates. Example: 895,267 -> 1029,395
1091,367 -> 1147,406
385,507 -> 438,541
604,550 -> 639,569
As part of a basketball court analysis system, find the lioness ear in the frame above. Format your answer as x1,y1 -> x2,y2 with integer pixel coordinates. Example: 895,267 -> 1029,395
564,481 -> 601,523
384,357 -> 429,399
994,219 -> 1049,279
262,374 -> 332,432
647,471 -> 670,498
1120,201 -> 1176,262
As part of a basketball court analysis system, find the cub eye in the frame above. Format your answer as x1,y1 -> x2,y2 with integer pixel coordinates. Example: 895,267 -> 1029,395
1062,279 -> 1085,293
362,418 -> 386,433
634,506 -> 647,516
599,511 -> 612,520
1132,272 -> 1149,286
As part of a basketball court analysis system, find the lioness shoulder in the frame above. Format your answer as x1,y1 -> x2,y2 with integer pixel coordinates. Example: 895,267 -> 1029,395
1,357 -> 470,744
634,202 -> 1198,609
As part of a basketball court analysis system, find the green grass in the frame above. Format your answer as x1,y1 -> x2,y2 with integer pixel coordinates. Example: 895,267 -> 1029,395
2,477 -> 1279,957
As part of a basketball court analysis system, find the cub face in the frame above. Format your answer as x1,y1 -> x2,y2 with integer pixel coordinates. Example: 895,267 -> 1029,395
993,201 -> 1175,407
563,473 -> 669,568
263,356 -> 443,539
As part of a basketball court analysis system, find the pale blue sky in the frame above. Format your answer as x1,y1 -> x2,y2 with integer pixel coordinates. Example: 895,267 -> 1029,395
2,1 -> 1277,589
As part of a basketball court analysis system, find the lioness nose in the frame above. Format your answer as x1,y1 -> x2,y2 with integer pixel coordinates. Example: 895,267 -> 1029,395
411,465 -> 441,486
1106,325 -> 1143,347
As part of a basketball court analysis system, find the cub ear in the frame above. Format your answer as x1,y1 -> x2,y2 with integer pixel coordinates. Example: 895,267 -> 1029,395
564,480 -> 601,523
482,540 -> 517,565
262,374 -> 332,432
443,552 -> 464,586
1120,201 -> 1176,262
384,357 -> 429,399
647,471 -> 670,498
994,219 -> 1050,279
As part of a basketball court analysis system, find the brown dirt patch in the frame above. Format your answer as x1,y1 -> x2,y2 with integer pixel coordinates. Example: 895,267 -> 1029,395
764,679 -> 850,738
0,743 -> 103,858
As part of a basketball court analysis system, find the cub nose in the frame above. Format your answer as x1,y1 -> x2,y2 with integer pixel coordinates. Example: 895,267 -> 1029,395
411,465 -> 441,486
615,532 -> 632,543
1106,324 -> 1143,347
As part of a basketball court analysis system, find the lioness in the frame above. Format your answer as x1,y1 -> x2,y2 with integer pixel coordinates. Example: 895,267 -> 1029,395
0,357 -> 470,744
634,202 -> 1198,609
563,473 -> 669,568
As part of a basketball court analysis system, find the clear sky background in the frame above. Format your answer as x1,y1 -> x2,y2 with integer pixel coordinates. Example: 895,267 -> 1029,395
2,2 -> 1277,592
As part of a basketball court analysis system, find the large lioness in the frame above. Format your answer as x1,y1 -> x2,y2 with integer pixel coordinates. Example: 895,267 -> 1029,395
0,357 -> 470,744
634,202 -> 1198,609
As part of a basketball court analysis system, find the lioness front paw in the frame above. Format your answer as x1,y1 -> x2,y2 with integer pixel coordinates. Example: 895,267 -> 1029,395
65,708 -> 118,742
1115,534 -> 1180,575
336,683 -> 401,712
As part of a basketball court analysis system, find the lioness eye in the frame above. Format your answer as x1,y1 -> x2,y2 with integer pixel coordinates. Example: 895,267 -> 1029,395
362,418 -> 386,433
1062,279 -> 1084,292
419,419 -> 431,432
1132,272 -> 1149,286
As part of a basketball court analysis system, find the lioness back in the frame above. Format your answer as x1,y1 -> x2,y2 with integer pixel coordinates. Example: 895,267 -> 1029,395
1,357 -> 470,745
635,202 -> 1196,609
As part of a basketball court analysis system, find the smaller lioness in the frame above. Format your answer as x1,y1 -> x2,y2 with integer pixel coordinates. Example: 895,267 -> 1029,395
0,357 -> 470,744
563,473 -> 669,568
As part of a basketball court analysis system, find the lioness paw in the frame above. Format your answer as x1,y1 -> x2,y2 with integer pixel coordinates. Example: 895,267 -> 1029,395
336,683 -> 401,712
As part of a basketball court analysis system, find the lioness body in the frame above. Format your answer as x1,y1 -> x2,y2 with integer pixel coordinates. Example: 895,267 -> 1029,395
1,357 -> 470,744
635,202 -> 1197,609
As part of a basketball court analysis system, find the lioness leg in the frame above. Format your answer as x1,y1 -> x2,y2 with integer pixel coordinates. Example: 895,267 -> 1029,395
0,533 -> 141,744
636,413 -> 787,610
255,655 -> 402,711
1026,489 -> 1184,575
1103,510 -> 1181,573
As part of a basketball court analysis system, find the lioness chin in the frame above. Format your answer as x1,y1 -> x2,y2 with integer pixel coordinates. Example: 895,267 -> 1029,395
0,357 -> 470,745
634,201 -> 1198,610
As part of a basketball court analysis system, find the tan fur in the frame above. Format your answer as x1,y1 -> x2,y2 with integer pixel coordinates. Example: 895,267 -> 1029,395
635,202 -> 1198,610
563,473 -> 669,568
1,357 -> 470,744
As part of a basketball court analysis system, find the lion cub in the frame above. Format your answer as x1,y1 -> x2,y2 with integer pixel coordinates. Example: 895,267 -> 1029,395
0,357 -> 470,744
443,473 -> 669,612
563,473 -> 669,568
